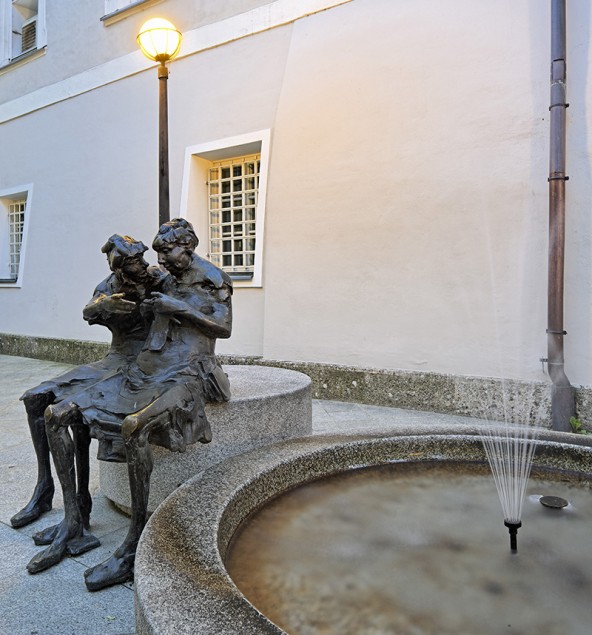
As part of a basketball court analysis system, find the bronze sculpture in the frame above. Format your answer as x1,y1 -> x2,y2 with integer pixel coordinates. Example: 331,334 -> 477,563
17,219 -> 232,591
11,234 -> 164,530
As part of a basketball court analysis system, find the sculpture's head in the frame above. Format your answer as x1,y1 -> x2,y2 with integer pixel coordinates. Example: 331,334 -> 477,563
101,234 -> 149,280
152,218 -> 198,275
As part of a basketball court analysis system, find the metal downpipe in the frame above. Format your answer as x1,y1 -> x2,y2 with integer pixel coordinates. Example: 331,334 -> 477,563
547,0 -> 575,431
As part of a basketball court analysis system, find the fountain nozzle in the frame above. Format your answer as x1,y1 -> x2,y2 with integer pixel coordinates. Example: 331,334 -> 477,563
504,520 -> 521,553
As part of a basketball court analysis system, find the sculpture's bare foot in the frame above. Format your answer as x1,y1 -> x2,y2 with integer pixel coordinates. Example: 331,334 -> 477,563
33,519 -> 100,552
32,521 -> 60,546
10,481 -> 54,528
26,520 -> 84,574
65,530 -> 100,556
84,549 -> 135,591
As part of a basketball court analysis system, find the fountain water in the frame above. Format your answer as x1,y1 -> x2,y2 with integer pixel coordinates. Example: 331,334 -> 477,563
479,421 -> 541,552
478,388 -> 547,553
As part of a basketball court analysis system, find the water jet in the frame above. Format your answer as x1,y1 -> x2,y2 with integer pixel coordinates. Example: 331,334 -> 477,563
479,418 -> 542,554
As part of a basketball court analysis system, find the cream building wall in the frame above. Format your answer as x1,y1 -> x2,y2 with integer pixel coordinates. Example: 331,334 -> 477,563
0,0 -> 591,389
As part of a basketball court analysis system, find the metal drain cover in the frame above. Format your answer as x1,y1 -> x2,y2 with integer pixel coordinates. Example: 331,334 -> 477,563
540,495 -> 568,509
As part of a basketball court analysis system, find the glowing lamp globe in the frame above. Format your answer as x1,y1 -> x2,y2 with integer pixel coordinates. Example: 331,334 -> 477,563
137,18 -> 182,63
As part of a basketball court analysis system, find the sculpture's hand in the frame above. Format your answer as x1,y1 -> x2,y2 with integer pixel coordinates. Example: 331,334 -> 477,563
146,292 -> 186,316
98,293 -> 137,315
139,298 -> 154,318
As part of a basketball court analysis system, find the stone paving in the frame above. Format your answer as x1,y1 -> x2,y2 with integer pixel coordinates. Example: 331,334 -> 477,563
0,354 -> 475,635
0,356 -> 134,635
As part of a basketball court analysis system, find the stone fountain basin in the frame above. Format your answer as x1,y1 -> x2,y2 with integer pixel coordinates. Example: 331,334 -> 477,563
134,425 -> 592,635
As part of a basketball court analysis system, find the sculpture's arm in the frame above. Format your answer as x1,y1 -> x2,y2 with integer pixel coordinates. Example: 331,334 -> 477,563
143,291 -> 232,339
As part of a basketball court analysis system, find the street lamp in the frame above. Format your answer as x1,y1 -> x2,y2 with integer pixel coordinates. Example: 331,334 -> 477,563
137,18 -> 182,227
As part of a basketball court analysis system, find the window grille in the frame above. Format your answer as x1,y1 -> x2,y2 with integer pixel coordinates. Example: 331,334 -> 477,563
8,200 -> 25,280
208,154 -> 260,274
21,16 -> 37,53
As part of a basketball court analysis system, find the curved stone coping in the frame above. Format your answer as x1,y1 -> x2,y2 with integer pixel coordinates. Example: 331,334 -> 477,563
135,425 -> 592,634
100,365 -> 312,511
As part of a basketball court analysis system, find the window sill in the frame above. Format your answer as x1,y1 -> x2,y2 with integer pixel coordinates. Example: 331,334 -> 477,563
101,0 -> 164,26
228,272 -> 254,282
0,47 -> 46,75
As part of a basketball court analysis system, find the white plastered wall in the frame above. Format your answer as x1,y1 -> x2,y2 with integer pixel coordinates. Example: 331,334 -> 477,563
0,73 -> 160,340
0,0 -> 591,386
0,23 -> 293,357
259,0 -> 592,384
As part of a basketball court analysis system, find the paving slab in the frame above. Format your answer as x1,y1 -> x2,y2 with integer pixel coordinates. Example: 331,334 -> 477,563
0,355 -> 135,635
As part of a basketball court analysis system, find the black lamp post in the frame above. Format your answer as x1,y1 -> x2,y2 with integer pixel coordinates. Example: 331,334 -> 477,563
137,18 -> 182,227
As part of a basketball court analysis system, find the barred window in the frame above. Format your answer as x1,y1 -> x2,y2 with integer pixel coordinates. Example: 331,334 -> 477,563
208,154 -> 260,276
0,188 -> 29,285
8,200 -> 25,280
182,130 -> 269,287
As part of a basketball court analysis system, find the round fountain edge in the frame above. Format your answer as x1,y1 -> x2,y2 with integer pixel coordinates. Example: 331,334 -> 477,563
134,426 -> 592,635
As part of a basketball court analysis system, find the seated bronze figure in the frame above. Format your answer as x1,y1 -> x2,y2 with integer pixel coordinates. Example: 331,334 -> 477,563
15,219 -> 232,591
11,234 -> 165,530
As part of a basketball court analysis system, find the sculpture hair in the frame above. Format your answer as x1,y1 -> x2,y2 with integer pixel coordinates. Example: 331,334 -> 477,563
101,234 -> 149,258
152,217 -> 199,252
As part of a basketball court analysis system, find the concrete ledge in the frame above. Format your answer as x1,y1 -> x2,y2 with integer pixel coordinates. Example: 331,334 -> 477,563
2,332 -> 592,424
100,365 -> 312,512
0,333 -> 109,366
134,426 -> 592,634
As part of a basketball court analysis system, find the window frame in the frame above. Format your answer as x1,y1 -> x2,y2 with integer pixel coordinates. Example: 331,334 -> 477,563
0,0 -> 46,69
0,183 -> 32,288
101,0 -> 163,25
180,130 -> 271,289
